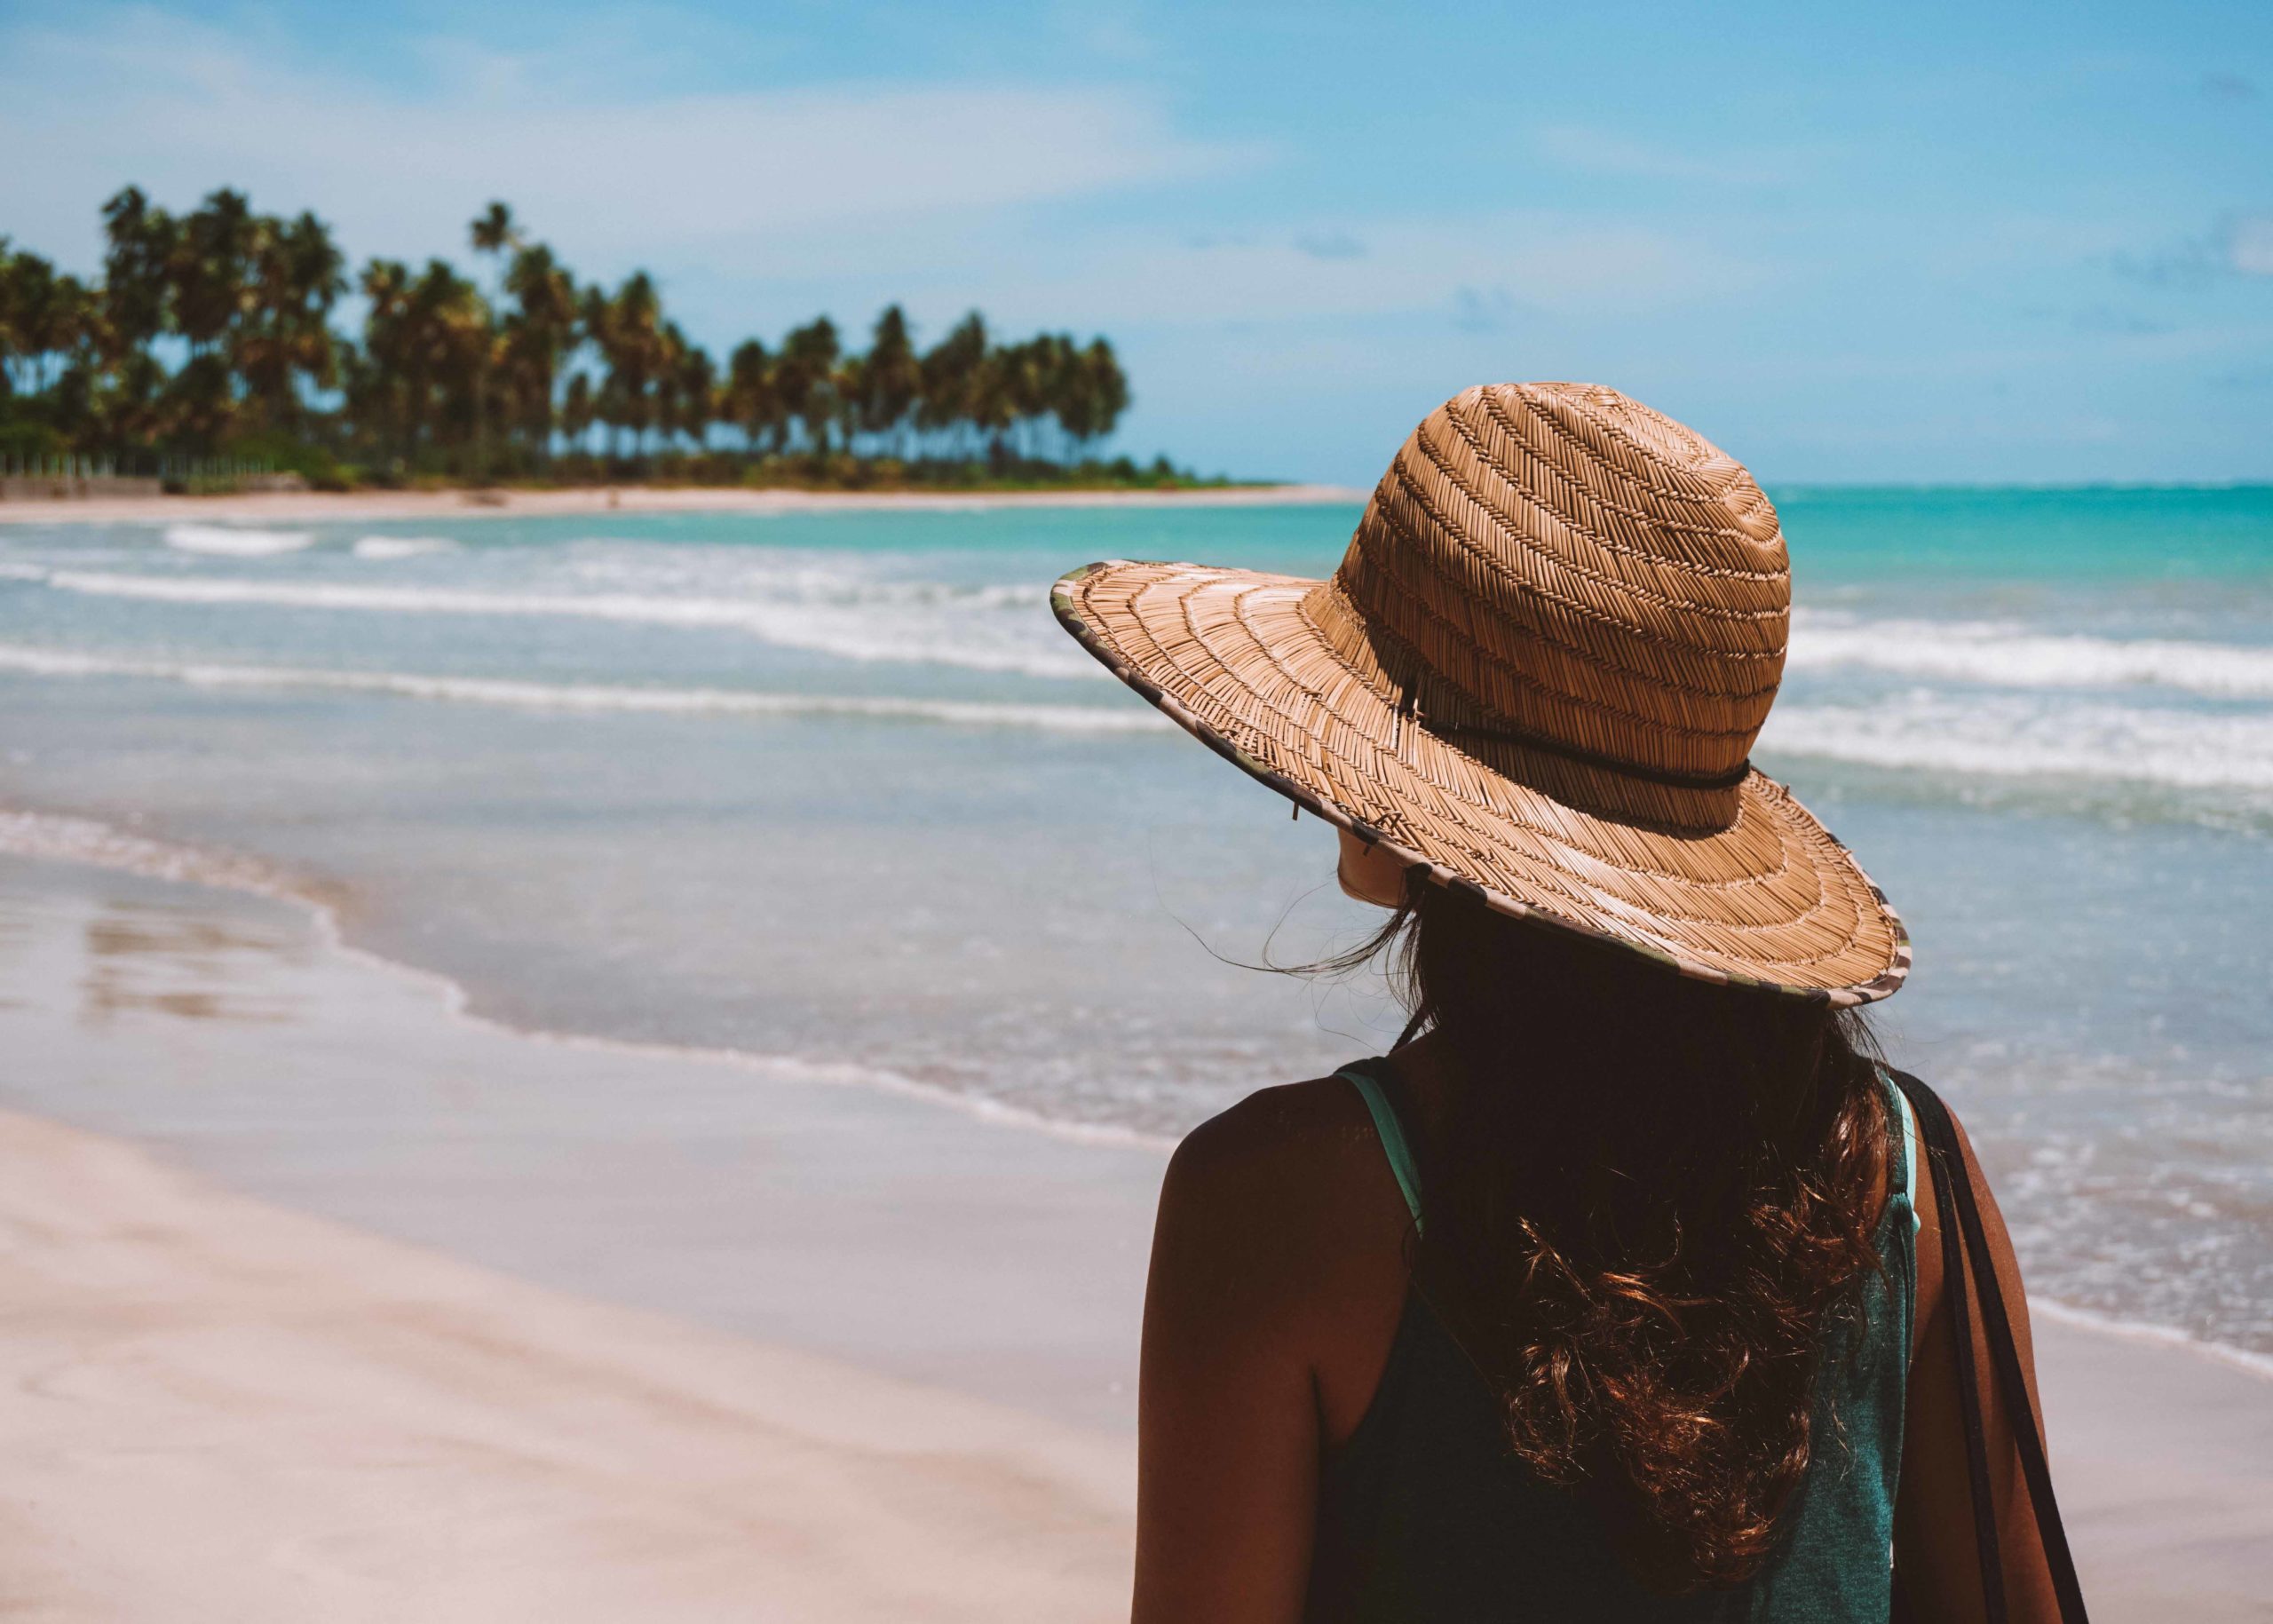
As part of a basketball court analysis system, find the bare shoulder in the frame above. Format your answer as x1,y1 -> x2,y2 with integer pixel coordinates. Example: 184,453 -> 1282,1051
1155,1073 -> 1411,1303
1902,1080 -> 2004,1223
1164,1074 -> 1386,1219
1134,1076 -> 1411,1620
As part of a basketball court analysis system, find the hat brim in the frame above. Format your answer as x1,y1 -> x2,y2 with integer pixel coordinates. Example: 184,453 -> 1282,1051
1053,559 -> 1908,1006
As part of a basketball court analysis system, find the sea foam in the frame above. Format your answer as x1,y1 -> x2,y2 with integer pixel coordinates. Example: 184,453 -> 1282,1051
9,641 -> 2269,791
352,535 -> 458,560
1788,612 -> 2273,700
161,524 -> 316,558
0,807 -> 299,899
0,644 -> 1161,734
1761,693 -> 2273,791
24,562 -> 2273,699
27,569 -> 1095,680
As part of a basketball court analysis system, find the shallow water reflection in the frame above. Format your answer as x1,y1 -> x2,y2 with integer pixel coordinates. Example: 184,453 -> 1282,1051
0,883 -> 306,1029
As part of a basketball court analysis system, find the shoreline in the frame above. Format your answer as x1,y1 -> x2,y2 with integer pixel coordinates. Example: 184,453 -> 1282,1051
2032,1295 -> 2273,1386
0,481 -> 1365,527
0,806 -> 1178,1156
2,800 -> 2265,1381
2,844 -> 2270,1619
0,833 -> 1173,1430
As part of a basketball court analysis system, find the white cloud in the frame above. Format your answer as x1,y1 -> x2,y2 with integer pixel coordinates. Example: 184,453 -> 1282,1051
0,4 -> 1259,272
0,4 -> 1774,356
2229,214 -> 2273,277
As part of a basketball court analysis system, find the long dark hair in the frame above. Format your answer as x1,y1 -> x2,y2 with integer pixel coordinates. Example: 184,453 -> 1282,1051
1355,871 -> 1890,1593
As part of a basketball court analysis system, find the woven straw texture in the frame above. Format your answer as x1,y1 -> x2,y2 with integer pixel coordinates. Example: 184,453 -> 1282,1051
1051,382 -> 1908,1005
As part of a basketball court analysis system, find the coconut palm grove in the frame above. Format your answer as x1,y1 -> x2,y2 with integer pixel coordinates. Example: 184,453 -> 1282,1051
0,189 -> 1192,491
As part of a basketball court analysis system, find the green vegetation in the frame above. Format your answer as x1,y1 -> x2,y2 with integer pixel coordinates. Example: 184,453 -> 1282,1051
0,189 -> 1227,492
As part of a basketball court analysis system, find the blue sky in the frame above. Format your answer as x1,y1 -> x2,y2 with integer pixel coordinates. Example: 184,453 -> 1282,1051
4,0 -> 2269,483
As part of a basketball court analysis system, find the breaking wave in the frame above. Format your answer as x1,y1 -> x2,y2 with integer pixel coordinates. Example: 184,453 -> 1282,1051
161,524 -> 316,557
14,561 -> 2273,698
1789,612 -> 2273,701
0,644 -> 1160,733
14,567 -> 1092,679
1760,693 -> 2273,792
351,535 -> 459,560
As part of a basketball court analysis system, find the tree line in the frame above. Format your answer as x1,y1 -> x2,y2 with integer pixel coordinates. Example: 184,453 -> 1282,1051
0,189 -> 1152,487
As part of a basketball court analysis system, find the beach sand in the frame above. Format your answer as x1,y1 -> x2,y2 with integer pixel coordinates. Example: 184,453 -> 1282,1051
1,853 -> 2268,1620
0,1107 -> 1134,1623
0,482 -> 1363,527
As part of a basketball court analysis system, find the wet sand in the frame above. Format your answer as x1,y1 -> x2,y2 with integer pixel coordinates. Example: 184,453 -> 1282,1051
1,854 -> 2268,1620
0,482 -> 1362,527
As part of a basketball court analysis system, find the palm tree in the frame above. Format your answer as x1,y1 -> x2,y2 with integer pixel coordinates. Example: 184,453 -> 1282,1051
352,257 -> 487,470
12,267 -> 101,447
501,242 -> 578,465
7,186 -> 1160,489
166,342 -> 235,452
45,283 -> 107,449
1084,338 -> 1130,447
0,244 -> 63,400
687,345 -> 721,453
843,351 -> 876,457
464,202 -> 523,479
170,190 -> 254,360
352,258 -> 416,462
282,213 -> 345,413
776,316 -> 840,456
470,202 -> 520,261
724,339 -> 779,456
655,322 -> 717,453
234,209 -> 344,436
998,336 -> 1058,463
918,313 -> 987,461
574,283 -> 614,457
412,259 -> 490,470
591,273 -> 662,462
561,371 -> 596,456
963,339 -> 1014,467
82,194 -> 184,454
162,189 -> 259,450
859,305 -> 922,456
0,239 -> 19,403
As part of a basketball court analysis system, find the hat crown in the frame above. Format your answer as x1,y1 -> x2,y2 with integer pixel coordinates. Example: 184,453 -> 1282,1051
1049,378 -> 1908,1002
1320,383 -> 1789,800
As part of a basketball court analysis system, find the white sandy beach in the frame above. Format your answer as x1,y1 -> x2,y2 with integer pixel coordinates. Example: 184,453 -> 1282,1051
1,852 -> 2269,1620
0,482 -> 1363,527
0,1107 -> 1135,1623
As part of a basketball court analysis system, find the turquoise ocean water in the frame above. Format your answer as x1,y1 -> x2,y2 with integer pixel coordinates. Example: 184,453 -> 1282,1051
1,488 -> 2269,1363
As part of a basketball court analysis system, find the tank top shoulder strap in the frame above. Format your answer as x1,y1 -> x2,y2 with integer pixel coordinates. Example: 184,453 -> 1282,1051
1880,1066 -> 1922,1238
1334,1058 -> 1914,1245
1335,1058 -> 1423,1232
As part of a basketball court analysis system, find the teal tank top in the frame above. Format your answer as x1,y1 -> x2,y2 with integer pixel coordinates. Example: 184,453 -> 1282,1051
1308,1058 -> 1920,1623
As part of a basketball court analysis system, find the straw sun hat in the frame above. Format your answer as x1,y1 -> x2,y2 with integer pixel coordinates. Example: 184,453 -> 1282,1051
1051,382 -> 1908,1006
